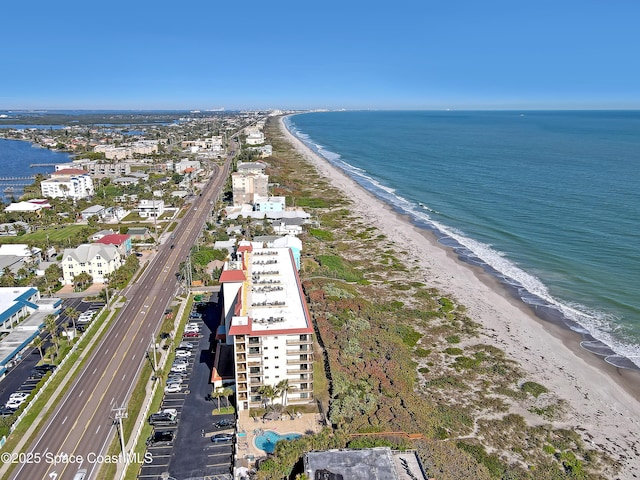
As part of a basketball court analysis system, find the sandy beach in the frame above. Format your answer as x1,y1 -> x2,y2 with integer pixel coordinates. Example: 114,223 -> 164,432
279,115 -> 640,476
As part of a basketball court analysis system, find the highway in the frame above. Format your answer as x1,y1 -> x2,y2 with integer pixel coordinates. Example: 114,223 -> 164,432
9,150 -> 234,480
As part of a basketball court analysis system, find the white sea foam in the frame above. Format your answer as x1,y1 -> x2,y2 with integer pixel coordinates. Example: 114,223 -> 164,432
287,119 -> 640,368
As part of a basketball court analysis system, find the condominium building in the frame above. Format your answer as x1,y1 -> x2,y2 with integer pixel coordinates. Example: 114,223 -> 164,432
219,242 -> 314,412
137,199 -> 165,218
231,172 -> 268,206
40,169 -> 94,199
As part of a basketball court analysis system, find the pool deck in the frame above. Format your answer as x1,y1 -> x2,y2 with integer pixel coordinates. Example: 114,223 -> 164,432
236,410 -> 324,465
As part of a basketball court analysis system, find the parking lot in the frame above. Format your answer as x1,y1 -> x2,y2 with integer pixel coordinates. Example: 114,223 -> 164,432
0,298 -> 105,416
138,295 -> 234,480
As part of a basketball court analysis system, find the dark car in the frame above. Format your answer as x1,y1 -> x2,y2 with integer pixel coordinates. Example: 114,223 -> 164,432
146,430 -> 175,446
211,433 -> 234,443
149,410 -> 178,425
213,419 -> 235,429
34,364 -> 56,372
0,406 -> 17,417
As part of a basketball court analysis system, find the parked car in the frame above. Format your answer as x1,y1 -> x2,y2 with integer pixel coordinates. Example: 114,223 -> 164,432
146,430 -> 175,446
213,418 -> 235,429
175,350 -> 191,358
183,331 -> 199,338
33,364 -> 56,372
5,397 -> 27,409
211,433 -> 234,443
148,409 -> 178,425
171,364 -> 187,373
178,342 -> 194,350
0,406 -> 17,417
165,383 -> 182,394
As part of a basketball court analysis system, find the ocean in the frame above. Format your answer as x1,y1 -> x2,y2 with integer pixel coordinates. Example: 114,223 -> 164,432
0,139 -> 70,202
285,111 -> 640,369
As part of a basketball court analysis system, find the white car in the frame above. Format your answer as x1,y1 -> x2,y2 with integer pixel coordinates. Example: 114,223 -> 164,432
6,397 -> 27,409
178,342 -> 194,350
171,364 -> 187,373
8,392 -> 29,401
165,383 -> 182,393
175,350 -> 191,358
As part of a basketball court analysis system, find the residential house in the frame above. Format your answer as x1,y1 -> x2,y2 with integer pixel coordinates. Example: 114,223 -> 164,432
80,205 -> 107,221
137,199 -> 165,218
253,195 -> 285,212
61,244 -> 123,285
4,199 -> 51,214
95,233 -> 132,257
126,227 -> 151,241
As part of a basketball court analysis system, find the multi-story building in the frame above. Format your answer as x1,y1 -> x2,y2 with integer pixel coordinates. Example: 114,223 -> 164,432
137,199 -> 165,218
231,172 -> 268,205
61,244 -> 122,285
219,242 -> 314,412
85,162 -> 131,177
41,169 -> 94,199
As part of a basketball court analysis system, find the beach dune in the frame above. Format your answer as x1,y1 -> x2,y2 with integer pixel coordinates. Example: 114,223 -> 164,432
279,115 -> 640,476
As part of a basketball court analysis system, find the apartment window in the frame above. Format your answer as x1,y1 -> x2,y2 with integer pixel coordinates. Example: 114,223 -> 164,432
97,263 -> 102,267
98,270 -> 103,275
263,347 -> 268,350
274,346 -> 279,350
264,366 -> 269,369
275,366 -> 280,369
80,263 -> 86,267
274,356 -> 279,359
96,255 -> 101,260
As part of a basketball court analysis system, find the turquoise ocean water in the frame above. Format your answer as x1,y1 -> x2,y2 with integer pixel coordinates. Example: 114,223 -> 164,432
285,111 -> 640,369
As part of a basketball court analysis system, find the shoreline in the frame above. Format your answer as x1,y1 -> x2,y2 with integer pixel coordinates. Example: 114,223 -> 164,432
278,115 -> 640,474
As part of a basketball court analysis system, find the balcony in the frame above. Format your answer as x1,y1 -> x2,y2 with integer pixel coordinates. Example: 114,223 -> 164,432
238,393 -> 248,401
248,348 -> 261,357
248,361 -> 262,368
287,347 -> 309,355
238,382 -> 248,392
286,357 -> 313,365
235,344 -> 246,353
237,374 -> 247,382
250,378 -> 264,385
286,338 -> 313,346
236,354 -> 246,362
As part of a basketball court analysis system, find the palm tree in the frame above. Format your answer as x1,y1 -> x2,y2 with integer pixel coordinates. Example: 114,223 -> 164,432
220,387 -> 233,408
44,314 -> 59,358
32,336 -> 44,362
64,307 -> 80,333
276,379 -> 293,407
258,384 -> 278,408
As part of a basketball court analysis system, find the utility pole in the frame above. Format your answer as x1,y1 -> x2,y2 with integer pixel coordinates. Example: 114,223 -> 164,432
112,405 -> 128,464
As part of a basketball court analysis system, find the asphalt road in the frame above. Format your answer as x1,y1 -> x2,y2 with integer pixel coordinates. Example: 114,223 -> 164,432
9,155 -> 233,480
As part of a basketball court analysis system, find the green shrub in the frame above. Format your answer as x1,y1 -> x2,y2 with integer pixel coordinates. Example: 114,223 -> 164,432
445,335 -> 460,344
444,347 -> 463,355
521,381 -> 548,398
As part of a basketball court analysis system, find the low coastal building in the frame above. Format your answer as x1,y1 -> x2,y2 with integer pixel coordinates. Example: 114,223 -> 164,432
80,204 -> 107,221
137,199 -> 165,218
218,241 -> 314,412
303,448 -> 428,480
95,233 -> 132,257
4,199 -> 51,213
253,195 -> 285,212
126,227 -> 151,241
61,243 -> 123,285
0,287 -> 61,377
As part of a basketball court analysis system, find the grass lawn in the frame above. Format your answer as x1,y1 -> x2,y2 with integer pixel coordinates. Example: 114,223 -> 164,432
0,225 -> 89,244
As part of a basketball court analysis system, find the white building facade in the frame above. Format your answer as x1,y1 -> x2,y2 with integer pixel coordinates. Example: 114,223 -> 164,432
220,242 -> 314,412
61,244 -> 123,285
137,199 -> 165,218
40,169 -> 94,199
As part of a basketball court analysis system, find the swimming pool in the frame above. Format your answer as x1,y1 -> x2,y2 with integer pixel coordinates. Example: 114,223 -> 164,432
254,430 -> 302,453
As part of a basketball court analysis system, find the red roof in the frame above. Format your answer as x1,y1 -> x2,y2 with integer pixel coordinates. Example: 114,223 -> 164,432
96,234 -> 130,246
237,244 -> 253,253
219,269 -> 246,283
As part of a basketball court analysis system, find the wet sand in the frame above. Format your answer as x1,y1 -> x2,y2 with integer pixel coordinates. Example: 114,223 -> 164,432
279,115 -> 640,475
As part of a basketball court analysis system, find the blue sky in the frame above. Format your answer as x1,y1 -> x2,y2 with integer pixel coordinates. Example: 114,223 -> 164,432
2,1 -> 640,110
